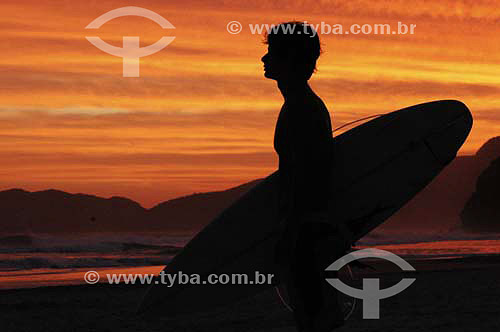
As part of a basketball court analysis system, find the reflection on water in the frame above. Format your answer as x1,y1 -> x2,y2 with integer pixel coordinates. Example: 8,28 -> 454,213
2,239 -> 500,289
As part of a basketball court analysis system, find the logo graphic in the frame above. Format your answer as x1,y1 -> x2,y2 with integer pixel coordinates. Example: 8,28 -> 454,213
226,21 -> 243,34
326,248 -> 416,319
84,270 -> 100,284
85,6 -> 175,77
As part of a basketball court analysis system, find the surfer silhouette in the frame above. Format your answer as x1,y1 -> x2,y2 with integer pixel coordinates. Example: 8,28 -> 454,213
262,21 -> 352,331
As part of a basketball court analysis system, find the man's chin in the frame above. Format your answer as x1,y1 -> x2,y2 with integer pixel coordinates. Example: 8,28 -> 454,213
264,71 -> 276,80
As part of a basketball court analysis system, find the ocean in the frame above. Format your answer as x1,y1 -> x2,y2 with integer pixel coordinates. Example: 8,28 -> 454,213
1,231 -> 500,289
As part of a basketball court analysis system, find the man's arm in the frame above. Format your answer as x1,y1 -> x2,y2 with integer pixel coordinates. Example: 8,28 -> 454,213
288,107 -> 353,246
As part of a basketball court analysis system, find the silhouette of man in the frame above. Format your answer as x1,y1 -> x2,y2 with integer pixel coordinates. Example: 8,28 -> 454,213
261,21 -> 352,331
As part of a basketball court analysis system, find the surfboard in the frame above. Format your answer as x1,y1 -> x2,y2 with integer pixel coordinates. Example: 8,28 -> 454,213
137,100 -> 473,315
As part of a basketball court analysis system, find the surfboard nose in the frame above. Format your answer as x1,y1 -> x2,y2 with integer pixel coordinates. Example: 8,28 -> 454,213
424,100 -> 473,165
440,99 -> 473,126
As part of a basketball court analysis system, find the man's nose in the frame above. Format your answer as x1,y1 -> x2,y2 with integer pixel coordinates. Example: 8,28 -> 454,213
261,54 -> 268,63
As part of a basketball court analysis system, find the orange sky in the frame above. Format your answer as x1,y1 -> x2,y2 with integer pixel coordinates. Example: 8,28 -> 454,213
0,0 -> 499,208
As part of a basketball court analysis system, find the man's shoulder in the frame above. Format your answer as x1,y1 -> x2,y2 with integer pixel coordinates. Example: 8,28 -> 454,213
286,93 -> 321,108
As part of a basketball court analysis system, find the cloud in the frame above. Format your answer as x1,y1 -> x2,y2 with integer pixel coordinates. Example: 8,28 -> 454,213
1,0 -> 499,205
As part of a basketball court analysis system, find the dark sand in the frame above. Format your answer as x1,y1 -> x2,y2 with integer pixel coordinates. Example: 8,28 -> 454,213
1,257 -> 499,332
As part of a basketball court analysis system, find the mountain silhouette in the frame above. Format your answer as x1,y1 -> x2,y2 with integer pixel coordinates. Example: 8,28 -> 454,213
0,138 -> 498,235
461,156 -> 500,232
0,188 -> 146,234
475,136 -> 500,161
375,136 -> 499,233
147,180 -> 261,233
0,180 -> 260,235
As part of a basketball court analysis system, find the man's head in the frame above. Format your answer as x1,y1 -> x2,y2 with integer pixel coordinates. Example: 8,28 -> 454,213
261,21 -> 322,81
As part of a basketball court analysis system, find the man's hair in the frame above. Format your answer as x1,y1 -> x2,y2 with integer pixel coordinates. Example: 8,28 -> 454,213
263,21 -> 323,80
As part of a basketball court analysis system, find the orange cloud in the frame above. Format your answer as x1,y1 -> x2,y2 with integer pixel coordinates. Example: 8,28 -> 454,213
0,0 -> 498,206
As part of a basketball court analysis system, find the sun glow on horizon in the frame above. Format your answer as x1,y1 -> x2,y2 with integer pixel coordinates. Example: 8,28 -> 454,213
0,0 -> 499,207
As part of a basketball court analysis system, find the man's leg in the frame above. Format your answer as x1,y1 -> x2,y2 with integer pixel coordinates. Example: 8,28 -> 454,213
311,221 -> 354,331
286,222 -> 320,331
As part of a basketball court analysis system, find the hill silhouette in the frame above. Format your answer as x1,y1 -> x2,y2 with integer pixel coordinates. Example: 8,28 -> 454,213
147,180 -> 261,232
376,136 -> 500,234
0,188 -> 146,234
475,137 -> 500,161
461,156 -> 500,232
0,137 -> 498,235
0,180 -> 261,235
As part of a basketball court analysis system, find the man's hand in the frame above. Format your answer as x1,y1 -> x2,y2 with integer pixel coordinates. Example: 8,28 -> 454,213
298,211 -> 353,253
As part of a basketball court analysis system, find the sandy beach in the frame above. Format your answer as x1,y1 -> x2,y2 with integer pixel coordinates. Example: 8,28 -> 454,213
1,256 -> 499,332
